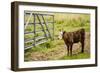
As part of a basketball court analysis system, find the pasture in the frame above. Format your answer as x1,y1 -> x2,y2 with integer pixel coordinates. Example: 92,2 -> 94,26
24,12 -> 90,61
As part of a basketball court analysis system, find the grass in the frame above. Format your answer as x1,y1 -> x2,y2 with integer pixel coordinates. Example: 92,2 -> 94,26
24,12 -> 90,61
24,39 -> 65,61
60,53 -> 90,60
25,39 -> 64,53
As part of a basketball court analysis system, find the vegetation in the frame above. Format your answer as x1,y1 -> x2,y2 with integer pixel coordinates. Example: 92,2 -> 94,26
60,53 -> 90,60
24,12 -> 90,61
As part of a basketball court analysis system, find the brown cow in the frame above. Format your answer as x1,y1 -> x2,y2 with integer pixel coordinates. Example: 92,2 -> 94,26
59,28 -> 85,56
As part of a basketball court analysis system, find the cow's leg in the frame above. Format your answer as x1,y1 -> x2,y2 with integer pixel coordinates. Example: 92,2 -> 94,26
81,41 -> 84,53
81,30 -> 85,53
70,44 -> 73,56
67,45 -> 70,56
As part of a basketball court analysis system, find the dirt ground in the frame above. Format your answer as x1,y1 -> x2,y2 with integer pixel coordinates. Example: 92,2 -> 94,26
24,32 -> 90,61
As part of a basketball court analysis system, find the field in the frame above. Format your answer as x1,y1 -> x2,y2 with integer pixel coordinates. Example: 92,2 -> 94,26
24,12 -> 90,61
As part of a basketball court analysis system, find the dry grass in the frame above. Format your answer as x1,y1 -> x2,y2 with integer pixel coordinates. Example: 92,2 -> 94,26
24,32 -> 90,61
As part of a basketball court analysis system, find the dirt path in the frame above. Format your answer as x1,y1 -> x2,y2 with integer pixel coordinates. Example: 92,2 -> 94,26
25,32 -> 90,61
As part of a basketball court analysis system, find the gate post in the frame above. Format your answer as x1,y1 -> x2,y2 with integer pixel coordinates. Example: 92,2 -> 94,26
33,14 -> 36,47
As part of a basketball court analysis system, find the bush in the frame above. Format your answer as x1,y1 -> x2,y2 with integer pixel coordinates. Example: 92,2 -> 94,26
40,40 -> 53,48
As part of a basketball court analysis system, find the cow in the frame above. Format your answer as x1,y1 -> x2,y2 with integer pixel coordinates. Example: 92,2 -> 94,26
59,28 -> 85,56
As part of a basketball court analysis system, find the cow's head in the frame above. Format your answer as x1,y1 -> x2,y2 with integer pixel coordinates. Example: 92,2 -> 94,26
58,29 -> 63,40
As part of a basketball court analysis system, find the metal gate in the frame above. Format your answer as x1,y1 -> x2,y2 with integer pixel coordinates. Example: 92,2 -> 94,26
24,11 -> 54,50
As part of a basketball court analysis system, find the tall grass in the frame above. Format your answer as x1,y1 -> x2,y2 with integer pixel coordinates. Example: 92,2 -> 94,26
54,13 -> 90,36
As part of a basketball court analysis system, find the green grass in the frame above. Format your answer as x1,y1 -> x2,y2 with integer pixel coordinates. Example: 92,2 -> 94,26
25,39 -> 64,53
24,12 -> 90,61
24,38 -> 90,61
60,53 -> 90,60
